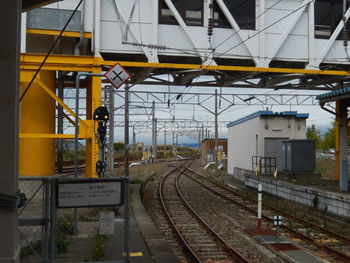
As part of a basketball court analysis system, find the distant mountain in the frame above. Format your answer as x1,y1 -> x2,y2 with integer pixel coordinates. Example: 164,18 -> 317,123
179,143 -> 200,148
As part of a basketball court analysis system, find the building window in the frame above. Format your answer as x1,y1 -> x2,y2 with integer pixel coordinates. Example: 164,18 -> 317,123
213,0 -> 255,30
315,0 -> 349,39
159,0 -> 203,26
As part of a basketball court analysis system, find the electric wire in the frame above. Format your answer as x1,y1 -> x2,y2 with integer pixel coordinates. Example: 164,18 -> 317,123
19,0 -> 83,102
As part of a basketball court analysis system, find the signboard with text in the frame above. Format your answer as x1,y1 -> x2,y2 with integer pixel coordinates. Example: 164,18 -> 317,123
56,178 -> 124,208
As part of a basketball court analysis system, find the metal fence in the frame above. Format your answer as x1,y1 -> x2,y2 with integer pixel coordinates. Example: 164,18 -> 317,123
251,156 -> 277,175
18,177 -> 129,263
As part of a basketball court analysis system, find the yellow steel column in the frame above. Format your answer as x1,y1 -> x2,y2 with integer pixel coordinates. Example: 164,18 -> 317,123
19,70 -> 55,176
335,101 -> 340,181
85,66 -> 102,177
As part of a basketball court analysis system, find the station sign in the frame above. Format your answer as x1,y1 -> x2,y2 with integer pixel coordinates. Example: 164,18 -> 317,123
104,63 -> 131,89
56,178 -> 124,208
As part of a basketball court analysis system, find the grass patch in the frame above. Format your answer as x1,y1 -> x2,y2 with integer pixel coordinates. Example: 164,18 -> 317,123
92,234 -> 107,261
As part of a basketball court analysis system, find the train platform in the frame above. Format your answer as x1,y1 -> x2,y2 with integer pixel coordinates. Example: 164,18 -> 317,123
102,184 -> 179,263
222,169 -> 350,218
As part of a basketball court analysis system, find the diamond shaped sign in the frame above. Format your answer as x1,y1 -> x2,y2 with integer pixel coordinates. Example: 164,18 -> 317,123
104,63 -> 131,89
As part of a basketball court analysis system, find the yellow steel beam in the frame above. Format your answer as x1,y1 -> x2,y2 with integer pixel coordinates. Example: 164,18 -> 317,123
20,53 -> 350,76
26,28 -> 92,39
20,53 -> 103,72
20,134 -> 77,139
107,61 -> 350,76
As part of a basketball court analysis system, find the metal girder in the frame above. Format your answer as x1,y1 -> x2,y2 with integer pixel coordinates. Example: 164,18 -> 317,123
20,53 -> 350,91
114,90 -> 318,106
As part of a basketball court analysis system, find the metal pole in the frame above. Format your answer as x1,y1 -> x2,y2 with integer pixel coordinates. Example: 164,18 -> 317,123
257,184 -> 262,231
57,72 -> 64,173
124,83 -> 130,263
74,72 -> 104,178
74,72 -> 103,234
214,89 -> 218,167
108,85 -> 115,174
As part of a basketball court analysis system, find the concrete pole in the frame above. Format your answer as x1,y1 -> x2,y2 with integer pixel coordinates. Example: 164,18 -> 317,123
214,89 -> 218,167
176,134 -> 179,145
154,118 -> 157,160
0,1 -> 20,262
57,72 -> 64,173
206,128 -> 208,138
164,129 -> 166,146
201,123 -> 204,140
152,101 -> 156,159
132,126 -> 136,146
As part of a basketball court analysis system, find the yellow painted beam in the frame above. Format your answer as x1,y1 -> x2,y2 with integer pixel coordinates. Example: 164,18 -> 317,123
20,133 -> 77,139
26,28 -> 92,39
107,61 -> 350,76
20,53 -> 350,76
20,53 -> 103,72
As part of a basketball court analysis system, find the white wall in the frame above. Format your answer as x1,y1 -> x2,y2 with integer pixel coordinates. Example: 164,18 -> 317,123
259,117 -> 307,140
227,115 -> 307,174
227,118 -> 260,174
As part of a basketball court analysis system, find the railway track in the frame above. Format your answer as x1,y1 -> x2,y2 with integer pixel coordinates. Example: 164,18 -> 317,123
157,160 -> 271,263
181,165 -> 350,263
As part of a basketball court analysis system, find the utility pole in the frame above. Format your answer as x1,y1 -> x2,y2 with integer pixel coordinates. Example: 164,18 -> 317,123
0,1 -> 20,262
201,123 -> 204,140
155,118 -> 157,156
164,129 -> 166,146
132,126 -> 136,146
214,89 -> 218,167
152,101 -> 156,160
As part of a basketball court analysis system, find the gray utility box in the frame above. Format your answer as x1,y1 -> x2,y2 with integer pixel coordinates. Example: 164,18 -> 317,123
281,139 -> 316,172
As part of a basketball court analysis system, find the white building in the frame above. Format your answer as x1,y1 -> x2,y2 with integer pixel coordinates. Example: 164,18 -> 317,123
227,111 -> 308,174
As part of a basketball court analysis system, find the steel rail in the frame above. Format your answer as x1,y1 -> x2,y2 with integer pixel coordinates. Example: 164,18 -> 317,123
183,167 -> 350,262
186,167 -> 350,244
158,160 -> 203,263
175,169 -> 250,263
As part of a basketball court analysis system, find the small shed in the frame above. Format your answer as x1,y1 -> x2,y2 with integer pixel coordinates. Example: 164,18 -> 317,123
201,138 -> 227,165
227,111 -> 308,174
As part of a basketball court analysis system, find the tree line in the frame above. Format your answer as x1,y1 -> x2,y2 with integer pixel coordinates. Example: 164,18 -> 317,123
306,121 -> 336,151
